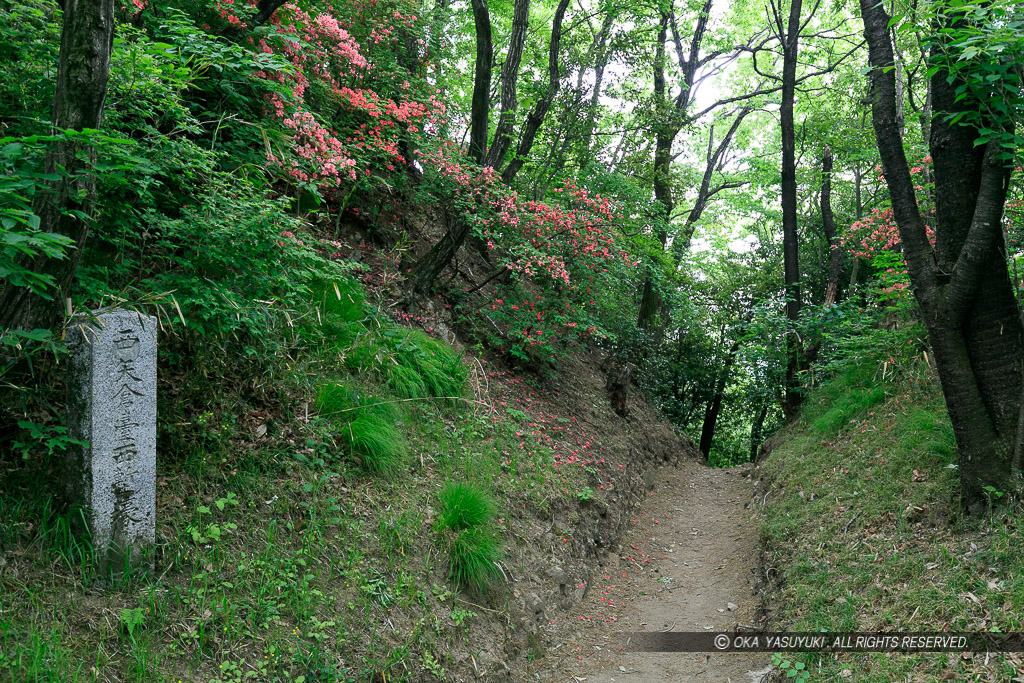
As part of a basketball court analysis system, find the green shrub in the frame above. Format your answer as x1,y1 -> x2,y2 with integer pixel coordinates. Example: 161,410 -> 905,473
437,482 -> 494,531
447,526 -> 502,591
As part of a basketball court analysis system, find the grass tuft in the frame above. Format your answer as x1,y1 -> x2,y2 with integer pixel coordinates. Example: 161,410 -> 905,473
316,277 -> 366,324
447,526 -> 502,592
437,481 -> 494,530
316,382 -> 406,475
436,481 -> 502,590
344,412 -> 406,475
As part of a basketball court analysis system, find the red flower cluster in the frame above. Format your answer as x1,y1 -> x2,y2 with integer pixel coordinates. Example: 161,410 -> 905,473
421,144 -> 635,357
243,0 -> 447,193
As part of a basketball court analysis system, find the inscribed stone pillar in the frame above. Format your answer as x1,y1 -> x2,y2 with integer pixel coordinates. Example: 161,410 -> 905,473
66,309 -> 157,572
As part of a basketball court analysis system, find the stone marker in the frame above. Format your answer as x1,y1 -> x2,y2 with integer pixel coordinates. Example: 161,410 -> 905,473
66,309 -> 157,573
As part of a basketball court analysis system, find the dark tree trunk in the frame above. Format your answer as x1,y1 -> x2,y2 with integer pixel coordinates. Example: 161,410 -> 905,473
0,0 -> 116,333
778,0 -> 804,419
408,209 -> 472,298
699,337 -> 741,458
484,0 -> 529,169
803,144 -> 843,366
637,13 -> 674,332
500,0 -> 570,185
468,0 -> 493,164
749,401 -> 769,462
860,0 -> 1022,510
848,163 -> 864,288
821,144 -> 843,306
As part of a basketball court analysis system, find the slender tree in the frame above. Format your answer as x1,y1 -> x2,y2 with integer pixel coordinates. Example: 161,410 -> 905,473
820,144 -> 843,306
773,0 -> 808,418
484,0 -> 530,169
699,336 -> 741,458
468,0 -> 493,164
500,0 -> 571,185
636,0 -> 718,331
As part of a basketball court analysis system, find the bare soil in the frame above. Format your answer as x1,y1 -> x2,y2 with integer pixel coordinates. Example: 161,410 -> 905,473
529,459 -> 771,682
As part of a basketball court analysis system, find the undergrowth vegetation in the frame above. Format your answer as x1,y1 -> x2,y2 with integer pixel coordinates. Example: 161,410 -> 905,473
1,259 -> 630,680
760,351 -> 1023,680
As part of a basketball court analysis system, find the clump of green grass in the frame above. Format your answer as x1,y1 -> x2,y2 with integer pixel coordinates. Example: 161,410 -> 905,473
447,527 -> 502,592
300,277 -> 368,350
344,412 -> 406,475
316,382 -> 407,475
390,330 -> 466,399
437,481 -> 494,530
343,326 -> 466,400
436,481 -> 502,590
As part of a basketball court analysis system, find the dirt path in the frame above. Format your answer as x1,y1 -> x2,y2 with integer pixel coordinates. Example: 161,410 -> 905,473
530,458 -> 770,682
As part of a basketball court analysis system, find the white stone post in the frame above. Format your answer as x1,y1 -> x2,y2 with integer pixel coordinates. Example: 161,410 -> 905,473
66,309 -> 157,573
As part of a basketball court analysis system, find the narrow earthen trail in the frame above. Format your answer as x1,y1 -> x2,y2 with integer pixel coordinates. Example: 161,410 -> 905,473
532,458 -> 770,682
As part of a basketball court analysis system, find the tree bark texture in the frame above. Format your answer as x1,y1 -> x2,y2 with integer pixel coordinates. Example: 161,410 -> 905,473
484,0 -> 529,169
468,0 -> 492,164
0,0 -> 115,333
821,144 -> 843,306
779,0 -> 804,419
500,0 -> 570,185
860,0 -> 1022,509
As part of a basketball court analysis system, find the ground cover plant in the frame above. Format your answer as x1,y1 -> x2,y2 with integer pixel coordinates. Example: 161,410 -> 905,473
0,266 -> 669,681
759,350 -> 1024,680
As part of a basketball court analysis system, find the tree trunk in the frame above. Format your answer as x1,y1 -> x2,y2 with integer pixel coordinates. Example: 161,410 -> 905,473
636,13 -> 673,332
821,144 -> 843,306
699,337 -> 741,458
636,0 -> 716,332
484,0 -> 529,169
0,0 -> 116,333
577,10 -> 615,169
860,0 -> 1022,510
534,6 -> 615,193
500,0 -> 570,185
408,209 -> 472,298
468,0 -> 493,164
848,163 -> 864,289
779,0 -> 804,419
677,108 -> 750,253
749,401 -> 769,462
